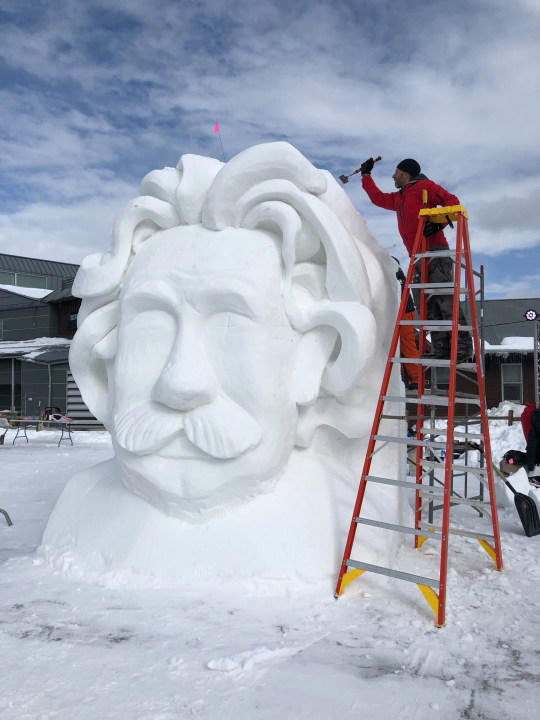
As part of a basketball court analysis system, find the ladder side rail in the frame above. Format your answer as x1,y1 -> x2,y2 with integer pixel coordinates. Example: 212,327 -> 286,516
334,216 -> 428,596
462,218 -> 503,570
414,236 -> 429,545
436,213 -> 465,627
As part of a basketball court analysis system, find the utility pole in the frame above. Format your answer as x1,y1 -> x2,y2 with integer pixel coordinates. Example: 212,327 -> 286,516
524,309 -> 539,405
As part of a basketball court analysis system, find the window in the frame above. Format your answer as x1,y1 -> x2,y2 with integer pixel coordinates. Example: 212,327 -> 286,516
0,270 -> 15,285
501,363 -> 522,402
15,273 -> 48,289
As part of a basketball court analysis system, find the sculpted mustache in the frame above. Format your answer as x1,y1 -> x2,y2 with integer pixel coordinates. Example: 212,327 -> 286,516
113,395 -> 262,459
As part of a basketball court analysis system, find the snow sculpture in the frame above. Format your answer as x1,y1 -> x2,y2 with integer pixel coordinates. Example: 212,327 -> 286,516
42,142 -> 405,592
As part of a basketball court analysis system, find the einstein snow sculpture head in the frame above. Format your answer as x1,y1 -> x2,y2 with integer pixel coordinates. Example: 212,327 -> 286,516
70,142 -> 396,517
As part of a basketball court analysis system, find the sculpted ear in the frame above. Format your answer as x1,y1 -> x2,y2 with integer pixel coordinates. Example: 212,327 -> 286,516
291,303 -> 377,404
291,326 -> 337,405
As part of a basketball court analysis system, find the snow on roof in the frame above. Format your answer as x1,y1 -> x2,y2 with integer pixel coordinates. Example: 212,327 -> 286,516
0,283 -> 51,299
485,336 -> 534,353
0,336 -> 71,363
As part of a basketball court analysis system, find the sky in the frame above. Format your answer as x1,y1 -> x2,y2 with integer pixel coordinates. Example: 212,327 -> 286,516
0,0 -> 539,300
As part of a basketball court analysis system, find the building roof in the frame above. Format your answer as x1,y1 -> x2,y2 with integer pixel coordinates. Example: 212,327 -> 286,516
0,337 -> 71,364
485,337 -> 534,353
0,288 -> 44,309
0,252 -> 79,278
0,283 -> 51,300
483,298 -> 540,345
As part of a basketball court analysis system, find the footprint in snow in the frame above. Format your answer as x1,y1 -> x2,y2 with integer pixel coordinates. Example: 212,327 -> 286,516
206,644 -> 306,675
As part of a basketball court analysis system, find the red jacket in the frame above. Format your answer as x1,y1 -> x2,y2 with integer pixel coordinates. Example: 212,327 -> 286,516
521,402 -> 537,441
362,174 -> 459,256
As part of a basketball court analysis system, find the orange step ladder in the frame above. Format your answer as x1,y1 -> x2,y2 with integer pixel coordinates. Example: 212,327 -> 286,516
334,201 -> 503,627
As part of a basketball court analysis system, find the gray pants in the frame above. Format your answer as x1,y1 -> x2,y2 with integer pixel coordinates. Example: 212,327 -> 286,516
412,248 -> 472,358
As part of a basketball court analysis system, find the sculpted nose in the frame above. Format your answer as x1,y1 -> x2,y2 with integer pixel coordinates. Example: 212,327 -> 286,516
152,318 -> 217,411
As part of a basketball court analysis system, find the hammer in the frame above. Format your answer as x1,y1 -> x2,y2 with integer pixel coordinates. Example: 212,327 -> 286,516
339,156 -> 381,184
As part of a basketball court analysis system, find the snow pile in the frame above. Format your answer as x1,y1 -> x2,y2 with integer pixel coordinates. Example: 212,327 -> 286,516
42,142 -> 405,593
485,336 -> 534,352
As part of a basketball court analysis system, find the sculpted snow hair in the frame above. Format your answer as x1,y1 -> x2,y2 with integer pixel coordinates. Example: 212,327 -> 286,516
70,142 -> 396,444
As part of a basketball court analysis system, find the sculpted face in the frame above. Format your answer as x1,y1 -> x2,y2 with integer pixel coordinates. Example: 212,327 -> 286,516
112,225 -> 302,514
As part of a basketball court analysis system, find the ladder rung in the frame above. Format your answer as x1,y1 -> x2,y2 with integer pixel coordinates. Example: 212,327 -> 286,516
413,251 -> 457,260
419,523 -> 494,542
444,496 -> 492,509
366,475 -> 444,493
420,289 -> 466,296
420,460 -> 488,476
374,434 -> 447,449
455,464 -> 488,475
419,428 -> 484,441
391,358 -> 477,370
409,283 -> 464,291
384,394 -> 449,406
385,394 -> 481,407
356,517 -> 442,536
400,320 -> 473,331
346,559 -> 440,590
409,283 -> 454,289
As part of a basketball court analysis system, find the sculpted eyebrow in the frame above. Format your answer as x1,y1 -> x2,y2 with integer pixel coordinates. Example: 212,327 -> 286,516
196,286 -> 260,316
123,281 -> 177,310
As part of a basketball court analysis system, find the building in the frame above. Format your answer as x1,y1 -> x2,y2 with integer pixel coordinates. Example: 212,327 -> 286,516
0,253 -> 92,419
483,297 -> 540,407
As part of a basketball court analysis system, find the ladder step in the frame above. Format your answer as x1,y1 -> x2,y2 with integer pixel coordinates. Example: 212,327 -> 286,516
366,475 -> 444,493
409,283 -> 467,295
413,251 -> 457,260
419,428 -> 484,441
400,320 -> 473,331
443,496 -> 492,510
409,283 -> 457,289
384,394 -> 481,407
420,460 -> 488,476
419,522 -> 494,542
420,289 -> 466,296
356,517 -> 442,536
346,559 -> 440,590
374,434 -> 447,449
391,357 -> 477,370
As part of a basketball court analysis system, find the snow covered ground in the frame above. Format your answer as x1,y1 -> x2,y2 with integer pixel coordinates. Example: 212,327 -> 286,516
1,407 -> 539,719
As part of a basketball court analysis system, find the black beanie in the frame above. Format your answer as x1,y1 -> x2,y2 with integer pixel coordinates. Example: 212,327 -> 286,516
396,158 -> 421,177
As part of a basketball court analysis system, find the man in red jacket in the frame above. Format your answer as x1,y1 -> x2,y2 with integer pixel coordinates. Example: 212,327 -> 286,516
359,157 -> 471,361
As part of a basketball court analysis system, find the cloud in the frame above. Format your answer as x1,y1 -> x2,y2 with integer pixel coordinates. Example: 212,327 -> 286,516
0,0 -> 538,283
486,271 -> 540,300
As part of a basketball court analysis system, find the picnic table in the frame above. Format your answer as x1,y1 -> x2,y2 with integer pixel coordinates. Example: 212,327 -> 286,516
9,417 -> 74,447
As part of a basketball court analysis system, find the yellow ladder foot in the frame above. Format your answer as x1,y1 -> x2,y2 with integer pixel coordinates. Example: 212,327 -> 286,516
337,568 -> 366,596
417,583 -> 439,621
477,538 -> 500,567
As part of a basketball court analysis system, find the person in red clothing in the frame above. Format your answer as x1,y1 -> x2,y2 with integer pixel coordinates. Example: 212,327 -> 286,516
521,402 -> 540,483
359,157 -> 471,361
394,259 -> 420,388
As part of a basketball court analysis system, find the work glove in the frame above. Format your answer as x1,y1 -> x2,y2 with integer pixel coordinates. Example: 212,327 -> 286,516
360,158 -> 375,175
423,221 -> 444,237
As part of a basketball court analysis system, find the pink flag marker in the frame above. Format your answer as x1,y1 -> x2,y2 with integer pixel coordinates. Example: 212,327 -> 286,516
213,122 -> 225,161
